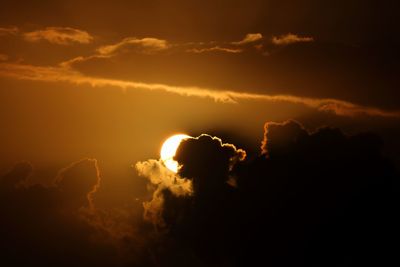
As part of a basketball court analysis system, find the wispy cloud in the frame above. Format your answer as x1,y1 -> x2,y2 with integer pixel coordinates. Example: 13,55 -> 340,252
272,33 -> 314,46
23,27 -> 93,45
186,46 -> 242,54
232,33 -> 263,45
0,26 -> 19,36
0,62 -> 398,118
97,37 -> 169,56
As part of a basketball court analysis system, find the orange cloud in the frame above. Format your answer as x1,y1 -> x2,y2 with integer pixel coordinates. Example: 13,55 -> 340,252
186,46 -> 242,54
0,26 -> 19,36
97,37 -> 169,56
23,27 -> 93,45
272,33 -> 314,45
0,62 -> 399,118
232,33 -> 263,45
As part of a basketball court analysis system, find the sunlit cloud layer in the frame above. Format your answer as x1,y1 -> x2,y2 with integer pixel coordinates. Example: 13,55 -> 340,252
0,62 -> 398,118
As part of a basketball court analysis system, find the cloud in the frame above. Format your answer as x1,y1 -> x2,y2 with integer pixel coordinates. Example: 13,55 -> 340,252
0,161 -> 33,189
186,46 -> 242,54
272,33 -> 314,45
0,26 -> 19,36
23,27 -> 93,45
0,158 -> 154,266
135,134 -> 245,229
1,123 -> 399,266
135,159 -> 193,228
232,33 -> 263,45
140,121 -> 399,265
97,37 -> 169,56
260,120 -> 307,155
54,158 -> 101,210
0,62 -> 399,118
0,159 -> 118,266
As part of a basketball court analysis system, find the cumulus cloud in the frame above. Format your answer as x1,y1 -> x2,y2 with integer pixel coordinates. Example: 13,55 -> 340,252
138,121 -> 399,265
97,37 -> 169,56
135,134 -> 246,231
23,27 -> 93,45
272,33 -> 314,45
136,159 -> 193,228
0,62 -> 399,118
0,158 -> 155,266
232,33 -> 263,45
54,158 -> 101,210
260,120 -> 308,155
1,122 -> 399,266
0,159 -> 115,266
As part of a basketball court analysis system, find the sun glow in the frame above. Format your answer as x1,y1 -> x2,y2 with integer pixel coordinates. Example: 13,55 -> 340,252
160,134 -> 191,173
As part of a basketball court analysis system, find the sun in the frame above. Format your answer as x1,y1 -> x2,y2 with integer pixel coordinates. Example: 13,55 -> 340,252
160,134 -> 191,173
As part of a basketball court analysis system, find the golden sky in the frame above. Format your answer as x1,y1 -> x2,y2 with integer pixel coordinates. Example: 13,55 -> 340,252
0,0 -> 399,204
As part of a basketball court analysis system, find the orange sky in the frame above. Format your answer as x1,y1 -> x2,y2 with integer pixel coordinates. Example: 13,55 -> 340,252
1,0 -> 399,206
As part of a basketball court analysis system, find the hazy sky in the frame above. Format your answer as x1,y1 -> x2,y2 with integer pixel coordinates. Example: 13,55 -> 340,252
0,0 -> 399,205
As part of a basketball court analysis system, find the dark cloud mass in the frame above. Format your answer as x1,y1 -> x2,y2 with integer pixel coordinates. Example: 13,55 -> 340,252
1,122 -> 399,266
148,121 -> 400,266
0,159 -> 150,267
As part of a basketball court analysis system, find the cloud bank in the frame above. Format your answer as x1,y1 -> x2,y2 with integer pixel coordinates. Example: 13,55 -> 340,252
1,121 -> 399,266
136,121 -> 399,266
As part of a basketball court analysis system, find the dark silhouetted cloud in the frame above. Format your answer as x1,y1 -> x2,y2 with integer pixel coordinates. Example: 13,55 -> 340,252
137,121 -> 399,266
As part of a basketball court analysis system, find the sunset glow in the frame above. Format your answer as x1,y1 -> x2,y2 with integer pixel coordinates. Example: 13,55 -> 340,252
1,1 -> 399,266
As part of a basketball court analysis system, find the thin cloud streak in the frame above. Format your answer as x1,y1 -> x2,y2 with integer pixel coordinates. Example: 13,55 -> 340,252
232,33 -> 263,45
0,26 -> 19,36
97,37 -> 169,55
186,46 -> 243,54
23,27 -> 93,45
272,33 -> 314,45
0,62 -> 399,118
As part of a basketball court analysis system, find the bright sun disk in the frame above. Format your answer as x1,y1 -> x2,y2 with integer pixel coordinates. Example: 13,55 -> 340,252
160,134 -> 191,173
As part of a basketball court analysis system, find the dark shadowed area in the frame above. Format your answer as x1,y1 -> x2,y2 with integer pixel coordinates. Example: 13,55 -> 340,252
1,121 -> 399,266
